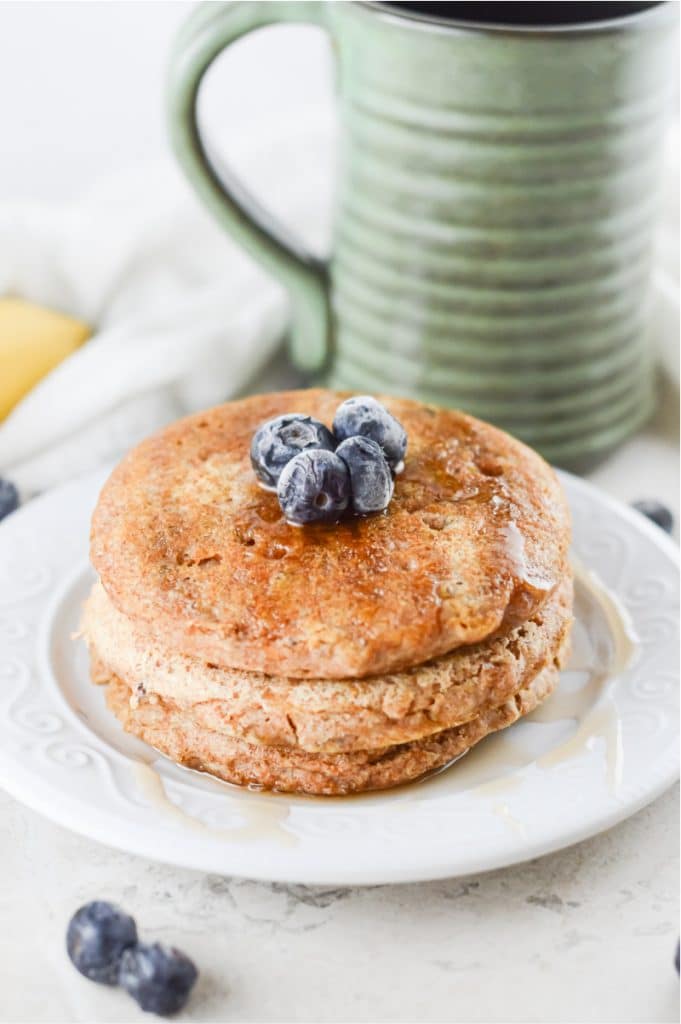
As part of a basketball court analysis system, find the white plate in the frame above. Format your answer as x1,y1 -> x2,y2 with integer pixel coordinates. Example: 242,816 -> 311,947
0,468 -> 677,885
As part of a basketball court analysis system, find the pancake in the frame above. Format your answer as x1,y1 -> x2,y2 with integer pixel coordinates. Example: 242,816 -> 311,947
91,390 -> 570,679
83,574 -> 572,754
103,663 -> 558,797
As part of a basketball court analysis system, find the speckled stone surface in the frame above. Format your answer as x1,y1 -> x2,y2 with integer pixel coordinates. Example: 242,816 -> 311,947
0,786 -> 677,1023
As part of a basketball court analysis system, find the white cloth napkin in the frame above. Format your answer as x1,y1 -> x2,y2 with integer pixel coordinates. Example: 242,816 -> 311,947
0,113 -> 334,496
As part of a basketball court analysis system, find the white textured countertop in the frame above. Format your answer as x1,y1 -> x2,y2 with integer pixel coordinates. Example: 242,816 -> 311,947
1,784 -> 678,1024
0,379 -> 679,1024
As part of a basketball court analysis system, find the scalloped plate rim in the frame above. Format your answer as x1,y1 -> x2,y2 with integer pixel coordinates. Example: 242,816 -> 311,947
0,466 -> 677,885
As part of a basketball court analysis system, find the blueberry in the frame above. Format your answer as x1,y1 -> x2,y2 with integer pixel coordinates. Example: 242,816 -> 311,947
250,414 -> 335,489
66,901 -> 138,985
675,940 -> 680,975
118,942 -> 198,1017
336,436 -> 394,514
277,449 -> 350,525
631,500 -> 674,535
333,396 -> 407,473
0,478 -> 19,521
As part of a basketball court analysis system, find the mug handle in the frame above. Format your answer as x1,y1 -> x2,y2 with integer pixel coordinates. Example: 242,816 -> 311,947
167,1 -> 332,373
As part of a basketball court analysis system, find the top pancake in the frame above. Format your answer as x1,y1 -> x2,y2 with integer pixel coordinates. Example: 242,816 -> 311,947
91,389 -> 570,679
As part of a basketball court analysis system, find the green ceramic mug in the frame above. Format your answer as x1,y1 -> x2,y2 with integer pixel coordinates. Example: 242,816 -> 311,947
167,1 -> 676,469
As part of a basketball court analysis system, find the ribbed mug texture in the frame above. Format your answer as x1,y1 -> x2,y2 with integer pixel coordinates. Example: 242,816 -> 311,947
323,3 -> 675,466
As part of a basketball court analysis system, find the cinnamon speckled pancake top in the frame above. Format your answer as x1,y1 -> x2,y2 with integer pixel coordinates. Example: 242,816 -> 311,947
90,390 -> 571,678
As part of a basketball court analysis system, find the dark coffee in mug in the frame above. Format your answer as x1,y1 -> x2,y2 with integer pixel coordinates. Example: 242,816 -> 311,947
379,3 -> 661,25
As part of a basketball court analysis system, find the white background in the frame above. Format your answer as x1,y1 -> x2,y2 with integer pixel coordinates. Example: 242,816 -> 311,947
0,0 -> 333,202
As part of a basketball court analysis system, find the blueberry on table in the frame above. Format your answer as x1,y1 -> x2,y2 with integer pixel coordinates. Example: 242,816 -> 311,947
333,396 -> 407,473
277,449 -> 350,525
118,942 -> 198,1017
0,478 -> 19,521
631,499 -> 674,535
66,901 -> 138,985
336,435 -> 394,514
250,414 -> 335,489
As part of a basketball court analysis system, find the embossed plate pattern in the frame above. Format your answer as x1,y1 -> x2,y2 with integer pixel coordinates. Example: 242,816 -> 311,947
0,468 -> 677,885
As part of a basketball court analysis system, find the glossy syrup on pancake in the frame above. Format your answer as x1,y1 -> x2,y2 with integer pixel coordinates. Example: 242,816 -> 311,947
91,390 -> 571,679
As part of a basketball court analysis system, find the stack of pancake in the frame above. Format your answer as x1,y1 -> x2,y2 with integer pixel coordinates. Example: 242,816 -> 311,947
83,390 -> 573,796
